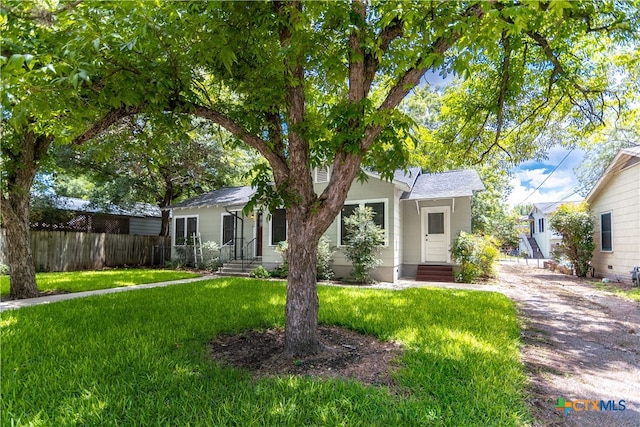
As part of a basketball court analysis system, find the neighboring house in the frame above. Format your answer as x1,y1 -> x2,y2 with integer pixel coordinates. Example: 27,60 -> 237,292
167,168 -> 484,282
526,202 -> 581,259
586,146 -> 640,283
30,196 -> 162,236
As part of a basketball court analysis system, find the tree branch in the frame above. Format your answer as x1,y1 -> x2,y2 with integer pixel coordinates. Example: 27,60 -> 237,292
72,105 -> 145,145
349,0 -> 366,104
190,105 -> 287,171
527,30 -> 604,124
363,16 -> 404,94
494,32 -> 512,147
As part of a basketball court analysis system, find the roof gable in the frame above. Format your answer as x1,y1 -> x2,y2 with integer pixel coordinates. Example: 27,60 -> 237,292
400,169 -> 485,201
363,167 -> 421,191
586,146 -> 640,203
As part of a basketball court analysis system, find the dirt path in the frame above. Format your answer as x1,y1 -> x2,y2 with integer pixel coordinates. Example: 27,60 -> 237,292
494,262 -> 639,426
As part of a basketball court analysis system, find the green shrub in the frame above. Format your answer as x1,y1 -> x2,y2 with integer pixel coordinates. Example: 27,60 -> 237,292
343,206 -> 385,283
452,232 -> 499,283
269,264 -> 288,279
549,202 -> 595,277
316,236 -> 335,280
249,265 -> 271,279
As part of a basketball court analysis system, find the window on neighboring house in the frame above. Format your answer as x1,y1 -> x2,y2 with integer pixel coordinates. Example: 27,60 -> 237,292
538,218 -> 544,233
601,212 -> 612,251
340,200 -> 386,245
271,208 -> 287,245
314,166 -> 330,183
175,216 -> 197,245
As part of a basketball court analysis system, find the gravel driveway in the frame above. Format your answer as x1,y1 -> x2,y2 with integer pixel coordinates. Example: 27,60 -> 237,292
494,262 -> 639,426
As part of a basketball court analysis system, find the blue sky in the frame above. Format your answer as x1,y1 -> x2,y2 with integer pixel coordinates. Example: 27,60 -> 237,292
506,146 -> 586,206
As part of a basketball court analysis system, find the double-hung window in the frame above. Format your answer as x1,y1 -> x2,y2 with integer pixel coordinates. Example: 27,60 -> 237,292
271,208 -> 287,245
175,216 -> 197,245
340,200 -> 387,246
600,212 -> 612,252
222,214 -> 235,246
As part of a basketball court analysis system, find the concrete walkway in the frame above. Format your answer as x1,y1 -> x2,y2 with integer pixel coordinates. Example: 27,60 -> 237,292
0,275 -> 216,312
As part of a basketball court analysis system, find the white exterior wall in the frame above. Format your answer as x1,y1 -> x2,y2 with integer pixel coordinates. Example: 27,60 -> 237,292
400,196 -> 472,277
589,164 -> 640,283
321,177 -> 399,282
530,211 -> 558,258
171,205 -> 257,250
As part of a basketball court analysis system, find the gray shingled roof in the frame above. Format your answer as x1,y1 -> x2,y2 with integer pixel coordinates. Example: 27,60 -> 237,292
364,167 -> 422,190
43,196 -> 161,217
169,168 -> 483,209
169,186 -> 256,210
400,169 -> 484,200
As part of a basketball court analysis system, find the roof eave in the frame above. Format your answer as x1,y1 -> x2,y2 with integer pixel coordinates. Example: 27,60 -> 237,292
585,150 -> 630,203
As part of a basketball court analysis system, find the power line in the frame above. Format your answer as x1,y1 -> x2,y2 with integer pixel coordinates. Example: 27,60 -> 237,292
519,149 -> 575,204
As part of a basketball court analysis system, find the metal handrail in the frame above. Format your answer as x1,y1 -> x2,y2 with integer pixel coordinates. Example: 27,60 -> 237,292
241,238 -> 257,270
219,239 -> 235,264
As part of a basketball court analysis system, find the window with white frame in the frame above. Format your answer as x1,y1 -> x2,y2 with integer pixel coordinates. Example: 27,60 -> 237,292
271,208 -> 287,245
174,216 -> 197,245
538,218 -> 544,233
600,212 -> 612,252
339,200 -> 387,246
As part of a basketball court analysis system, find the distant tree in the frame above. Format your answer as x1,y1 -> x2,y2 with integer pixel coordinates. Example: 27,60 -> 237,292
549,202 -> 595,277
470,166 -> 520,247
575,120 -> 640,196
53,115 -> 258,236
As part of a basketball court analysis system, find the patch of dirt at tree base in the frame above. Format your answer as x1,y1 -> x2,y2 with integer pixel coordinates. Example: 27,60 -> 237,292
209,326 -> 403,387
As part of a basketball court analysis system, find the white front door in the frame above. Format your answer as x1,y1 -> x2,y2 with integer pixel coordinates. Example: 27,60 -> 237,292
421,207 -> 450,263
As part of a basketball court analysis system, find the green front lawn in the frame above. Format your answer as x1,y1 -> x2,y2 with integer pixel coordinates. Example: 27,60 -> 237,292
1,278 -> 531,426
0,269 -> 201,297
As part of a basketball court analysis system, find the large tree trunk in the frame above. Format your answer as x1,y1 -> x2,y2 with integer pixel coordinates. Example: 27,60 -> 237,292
1,191 -> 38,299
1,130 -> 49,299
0,129 -> 52,298
159,208 -> 171,237
284,218 -> 321,356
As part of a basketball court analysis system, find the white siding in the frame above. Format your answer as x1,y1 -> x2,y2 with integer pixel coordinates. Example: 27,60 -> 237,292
590,164 -> 640,283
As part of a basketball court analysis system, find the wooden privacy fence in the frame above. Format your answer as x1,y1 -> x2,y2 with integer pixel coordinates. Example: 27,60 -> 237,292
0,230 -> 170,272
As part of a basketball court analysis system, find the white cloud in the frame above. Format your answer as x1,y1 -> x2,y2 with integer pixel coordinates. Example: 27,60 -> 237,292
506,147 -> 585,206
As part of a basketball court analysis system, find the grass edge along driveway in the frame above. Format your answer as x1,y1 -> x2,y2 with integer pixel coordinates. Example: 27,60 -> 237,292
0,269 -> 201,297
1,277 -> 531,426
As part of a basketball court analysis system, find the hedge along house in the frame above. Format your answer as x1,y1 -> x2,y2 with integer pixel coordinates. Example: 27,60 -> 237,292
586,146 -> 640,284
166,168 -> 484,282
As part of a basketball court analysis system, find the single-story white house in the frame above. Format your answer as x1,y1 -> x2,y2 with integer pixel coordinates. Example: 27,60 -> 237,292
167,168 -> 484,282
586,146 -> 640,284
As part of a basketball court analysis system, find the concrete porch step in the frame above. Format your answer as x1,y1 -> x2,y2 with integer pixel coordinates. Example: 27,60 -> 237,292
218,258 -> 261,277
416,264 -> 454,282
